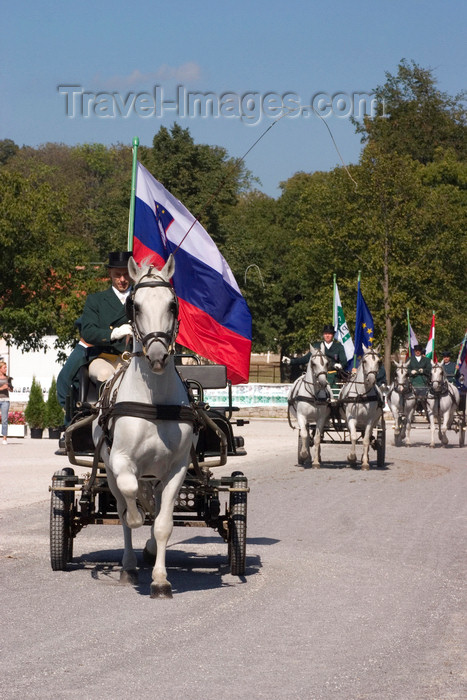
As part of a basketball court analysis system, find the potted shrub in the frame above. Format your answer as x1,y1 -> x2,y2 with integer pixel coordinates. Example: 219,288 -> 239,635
24,377 -> 46,438
45,377 -> 64,439
8,411 -> 26,438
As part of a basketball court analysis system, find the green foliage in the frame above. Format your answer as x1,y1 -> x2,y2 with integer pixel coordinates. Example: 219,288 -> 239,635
44,377 -> 64,428
354,59 -> 467,164
24,377 -> 46,429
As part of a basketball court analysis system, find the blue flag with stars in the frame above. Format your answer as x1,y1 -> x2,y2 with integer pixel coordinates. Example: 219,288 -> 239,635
354,280 -> 374,361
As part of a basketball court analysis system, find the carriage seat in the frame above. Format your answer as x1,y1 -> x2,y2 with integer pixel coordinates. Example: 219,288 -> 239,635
77,364 -> 99,405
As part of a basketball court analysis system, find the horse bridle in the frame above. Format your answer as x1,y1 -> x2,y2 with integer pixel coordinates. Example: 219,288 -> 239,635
303,348 -> 329,393
126,273 -> 179,356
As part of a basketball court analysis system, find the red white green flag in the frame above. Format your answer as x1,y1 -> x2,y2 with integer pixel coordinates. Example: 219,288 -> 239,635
425,312 -> 437,362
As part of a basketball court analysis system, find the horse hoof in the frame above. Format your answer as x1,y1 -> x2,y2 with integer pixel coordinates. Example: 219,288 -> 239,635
142,546 -> 156,566
361,464 -> 370,471
347,456 -> 357,464
120,569 -> 138,585
150,582 -> 173,599
312,463 -> 320,469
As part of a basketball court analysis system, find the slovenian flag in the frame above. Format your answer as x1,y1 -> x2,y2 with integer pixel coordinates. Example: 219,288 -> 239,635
132,162 -> 252,384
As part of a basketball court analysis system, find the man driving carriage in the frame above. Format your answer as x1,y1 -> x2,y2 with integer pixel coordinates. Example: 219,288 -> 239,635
283,324 -> 348,388
56,251 -> 133,414
408,343 -> 432,412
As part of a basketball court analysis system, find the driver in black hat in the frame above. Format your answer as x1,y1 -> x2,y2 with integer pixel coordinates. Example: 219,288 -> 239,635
441,351 -> 456,384
80,251 -> 133,387
283,324 -> 347,387
56,251 -> 133,414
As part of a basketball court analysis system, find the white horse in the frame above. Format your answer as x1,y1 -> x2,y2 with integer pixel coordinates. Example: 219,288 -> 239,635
386,359 -> 417,446
94,255 -> 196,598
339,346 -> 384,469
426,362 -> 460,448
288,346 -> 331,467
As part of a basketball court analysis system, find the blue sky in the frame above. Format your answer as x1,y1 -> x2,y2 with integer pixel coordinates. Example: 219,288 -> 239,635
2,0 -> 466,198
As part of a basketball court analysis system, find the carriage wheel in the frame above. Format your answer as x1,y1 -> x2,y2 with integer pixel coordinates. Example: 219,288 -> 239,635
376,417 -> 386,468
460,414 -> 466,447
228,471 -> 248,576
50,468 -> 75,571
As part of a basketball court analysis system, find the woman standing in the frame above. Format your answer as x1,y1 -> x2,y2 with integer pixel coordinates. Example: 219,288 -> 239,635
0,360 -> 13,445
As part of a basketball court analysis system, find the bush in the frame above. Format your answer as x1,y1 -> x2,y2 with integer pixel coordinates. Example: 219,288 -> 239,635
45,377 -> 64,429
24,377 -> 46,429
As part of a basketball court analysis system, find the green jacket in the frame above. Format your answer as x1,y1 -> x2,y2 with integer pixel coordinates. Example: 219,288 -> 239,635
313,340 -> 347,371
408,355 -> 432,387
80,287 -> 130,355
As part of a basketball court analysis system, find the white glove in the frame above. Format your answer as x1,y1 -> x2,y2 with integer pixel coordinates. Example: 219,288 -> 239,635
418,368 -> 424,374
282,356 -> 291,365
411,370 -> 417,375
334,363 -> 342,370
111,324 -> 132,340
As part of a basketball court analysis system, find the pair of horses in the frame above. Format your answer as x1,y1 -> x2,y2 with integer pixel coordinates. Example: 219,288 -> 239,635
288,345 -> 384,470
386,360 -> 460,448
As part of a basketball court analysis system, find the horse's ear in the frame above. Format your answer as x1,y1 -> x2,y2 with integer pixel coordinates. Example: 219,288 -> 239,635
362,344 -> 368,354
403,359 -> 410,368
320,342 -> 325,353
128,256 -> 139,282
162,254 -> 175,280
374,344 -> 381,354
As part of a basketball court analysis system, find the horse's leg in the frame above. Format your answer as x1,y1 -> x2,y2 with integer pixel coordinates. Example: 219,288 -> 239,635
426,401 -> 436,448
311,415 -> 322,468
111,454 -> 145,528
297,411 -> 311,466
105,467 -> 138,584
346,415 -> 358,465
405,404 -> 414,446
143,490 -> 160,566
439,405 -> 450,446
361,422 -> 373,470
389,399 -> 401,446
150,469 -> 187,599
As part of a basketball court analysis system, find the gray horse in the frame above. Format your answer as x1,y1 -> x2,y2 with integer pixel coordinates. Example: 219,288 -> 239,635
426,362 -> 460,447
386,360 -> 417,446
339,345 -> 384,469
288,346 -> 332,467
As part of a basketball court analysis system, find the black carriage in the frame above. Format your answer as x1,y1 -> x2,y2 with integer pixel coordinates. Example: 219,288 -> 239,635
49,360 -> 249,577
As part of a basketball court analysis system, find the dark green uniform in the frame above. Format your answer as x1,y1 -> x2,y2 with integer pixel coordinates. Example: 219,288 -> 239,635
408,355 -> 432,388
80,287 -> 130,355
441,360 -> 456,383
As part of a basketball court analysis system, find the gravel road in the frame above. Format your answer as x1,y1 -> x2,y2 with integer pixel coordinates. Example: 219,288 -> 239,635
1,420 -> 466,700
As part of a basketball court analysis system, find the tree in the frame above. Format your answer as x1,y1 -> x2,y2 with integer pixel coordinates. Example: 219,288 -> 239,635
354,59 -> 467,164
45,377 -> 65,429
24,377 -> 46,429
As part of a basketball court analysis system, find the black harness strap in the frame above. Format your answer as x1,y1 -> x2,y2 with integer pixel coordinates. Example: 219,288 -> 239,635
107,401 -> 198,423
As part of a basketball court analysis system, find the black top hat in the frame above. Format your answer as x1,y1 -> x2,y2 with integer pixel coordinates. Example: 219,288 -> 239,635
413,344 -> 423,352
442,351 -> 451,357
107,251 -> 132,268
322,324 -> 335,334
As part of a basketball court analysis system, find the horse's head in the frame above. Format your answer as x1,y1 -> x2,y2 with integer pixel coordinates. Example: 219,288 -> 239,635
361,344 -> 381,388
430,362 -> 446,394
127,255 -> 179,372
308,345 -> 329,389
393,358 -> 410,390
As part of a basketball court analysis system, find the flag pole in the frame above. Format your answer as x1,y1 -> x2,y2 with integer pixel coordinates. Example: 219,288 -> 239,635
353,270 -> 361,369
432,310 -> 435,360
407,308 -> 411,358
127,136 -> 139,252
333,274 -> 336,333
